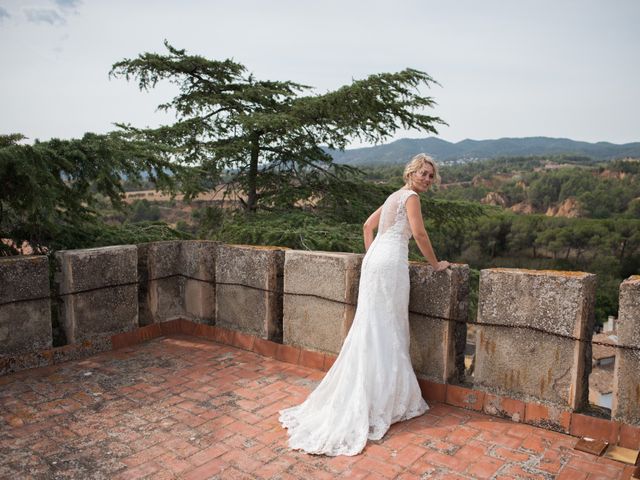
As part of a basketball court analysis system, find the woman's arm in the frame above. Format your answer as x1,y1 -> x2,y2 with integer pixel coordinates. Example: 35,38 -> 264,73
406,195 -> 450,271
363,206 -> 382,251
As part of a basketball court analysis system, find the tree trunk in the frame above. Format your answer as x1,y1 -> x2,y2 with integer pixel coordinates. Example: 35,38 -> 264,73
247,133 -> 260,211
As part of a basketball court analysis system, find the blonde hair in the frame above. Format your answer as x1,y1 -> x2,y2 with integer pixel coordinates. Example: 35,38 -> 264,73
403,153 -> 440,189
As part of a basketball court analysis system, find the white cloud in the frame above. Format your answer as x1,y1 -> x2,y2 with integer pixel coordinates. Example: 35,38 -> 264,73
0,6 -> 10,21
53,0 -> 82,11
24,7 -> 65,25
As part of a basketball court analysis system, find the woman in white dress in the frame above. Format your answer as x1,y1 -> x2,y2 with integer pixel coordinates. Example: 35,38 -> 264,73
279,153 -> 450,456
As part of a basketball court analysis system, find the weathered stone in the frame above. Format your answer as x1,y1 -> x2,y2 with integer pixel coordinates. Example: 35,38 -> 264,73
283,250 -> 362,354
612,275 -> 640,424
181,241 -> 217,324
474,268 -> 596,409
55,246 -> 138,344
408,262 -> 469,383
216,245 -> 284,339
139,241 -> 183,325
0,256 -> 52,355
138,240 -> 217,325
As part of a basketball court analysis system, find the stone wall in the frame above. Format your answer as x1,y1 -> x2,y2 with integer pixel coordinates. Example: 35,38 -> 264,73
612,275 -> 640,424
409,262 -> 469,383
55,246 -> 138,346
138,240 -> 217,325
0,256 -> 51,356
283,250 -> 362,355
216,245 -> 285,340
474,268 -> 596,411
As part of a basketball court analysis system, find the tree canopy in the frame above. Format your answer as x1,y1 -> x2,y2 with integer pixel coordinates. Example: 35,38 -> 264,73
110,41 -> 446,211
0,132 -> 182,255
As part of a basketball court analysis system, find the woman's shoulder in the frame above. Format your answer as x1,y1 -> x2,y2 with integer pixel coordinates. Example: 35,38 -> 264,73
398,188 -> 418,199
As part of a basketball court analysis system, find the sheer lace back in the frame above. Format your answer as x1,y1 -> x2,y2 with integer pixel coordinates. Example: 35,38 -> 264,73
378,189 -> 417,241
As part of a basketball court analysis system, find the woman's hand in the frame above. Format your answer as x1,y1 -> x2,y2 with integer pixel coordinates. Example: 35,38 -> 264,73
434,260 -> 451,272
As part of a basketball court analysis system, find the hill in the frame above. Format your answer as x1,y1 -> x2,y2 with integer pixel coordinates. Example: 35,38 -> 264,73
329,137 -> 640,165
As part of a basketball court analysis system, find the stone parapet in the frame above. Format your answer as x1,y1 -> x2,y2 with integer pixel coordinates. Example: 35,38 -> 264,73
0,256 -> 52,355
612,275 -> 640,424
474,268 -> 596,410
283,250 -> 362,354
408,262 -> 469,383
138,240 -> 217,325
181,241 -> 217,324
216,244 -> 285,340
138,241 -> 183,325
55,246 -> 138,344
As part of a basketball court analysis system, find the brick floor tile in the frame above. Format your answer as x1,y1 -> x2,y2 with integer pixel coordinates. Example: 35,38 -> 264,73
445,425 -> 480,445
491,445 -> 532,462
0,335 -> 632,480
466,456 -> 505,479
557,466 -> 590,480
122,444 -> 167,468
113,460 -> 162,479
181,457 -> 229,479
389,443 -> 427,466
423,450 -> 470,472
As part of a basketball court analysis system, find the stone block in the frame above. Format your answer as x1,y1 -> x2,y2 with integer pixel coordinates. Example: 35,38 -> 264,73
55,246 -> 138,344
612,275 -> 640,424
181,240 -> 217,324
139,241 -> 183,325
0,256 -> 52,355
408,262 -> 469,383
138,240 -> 217,325
474,268 -> 596,409
216,244 -> 284,339
283,250 -> 362,354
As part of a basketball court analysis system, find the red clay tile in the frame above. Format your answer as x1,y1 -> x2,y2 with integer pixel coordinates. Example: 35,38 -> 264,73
159,318 -> 181,335
179,318 -> 197,336
139,323 -> 162,342
483,393 -> 526,422
111,330 -> 138,349
232,331 -> 256,351
465,456 -> 504,478
323,354 -> 337,371
569,413 -> 620,444
214,326 -> 236,345
524,402 -> 571,432
556,466 -> 589,480
418,379 -> 447,403
446,384 -> 485,411
298,349 -> 325,370
0,335 -> 632,480
252,338 -> 279,358
619,422 -> 640,450
275,344 -> 301,364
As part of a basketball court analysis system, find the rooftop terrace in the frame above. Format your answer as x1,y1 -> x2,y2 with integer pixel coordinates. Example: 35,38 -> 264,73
1,333 -> 635,480
1,241 -> 640,479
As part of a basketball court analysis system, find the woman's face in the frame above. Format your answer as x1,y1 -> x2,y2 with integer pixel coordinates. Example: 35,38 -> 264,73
411,163 -> 435,192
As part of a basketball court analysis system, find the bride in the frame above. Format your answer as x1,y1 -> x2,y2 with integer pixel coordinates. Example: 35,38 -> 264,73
279,153 -> 450,456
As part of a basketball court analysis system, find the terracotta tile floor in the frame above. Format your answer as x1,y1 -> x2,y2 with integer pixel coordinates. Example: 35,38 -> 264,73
0,335 -> 635,479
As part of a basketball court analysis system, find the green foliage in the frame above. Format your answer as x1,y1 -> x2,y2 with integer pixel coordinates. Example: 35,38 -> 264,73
110,41 -> 446,211
210,210 -> 365,253
129,199 -> 161,222
0,132 -> 182,255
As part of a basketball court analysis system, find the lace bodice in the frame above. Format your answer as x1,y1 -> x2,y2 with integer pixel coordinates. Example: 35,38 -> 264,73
377,189 -> 418,242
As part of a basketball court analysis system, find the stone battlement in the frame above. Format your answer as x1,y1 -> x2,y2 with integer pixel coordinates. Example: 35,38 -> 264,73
1,241 -> 639,434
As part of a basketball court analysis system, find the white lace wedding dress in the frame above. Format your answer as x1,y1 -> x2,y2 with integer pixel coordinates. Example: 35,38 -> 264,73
279,188 -> 428,456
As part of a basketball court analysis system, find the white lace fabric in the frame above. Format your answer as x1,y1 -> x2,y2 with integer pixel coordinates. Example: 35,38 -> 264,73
279,189 -> 429,456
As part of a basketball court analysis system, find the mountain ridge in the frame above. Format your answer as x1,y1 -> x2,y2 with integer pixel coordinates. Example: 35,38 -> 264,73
329,136 -> 640,165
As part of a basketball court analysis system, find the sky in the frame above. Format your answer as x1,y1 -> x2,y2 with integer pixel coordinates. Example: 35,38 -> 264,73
1,0 -> 639,148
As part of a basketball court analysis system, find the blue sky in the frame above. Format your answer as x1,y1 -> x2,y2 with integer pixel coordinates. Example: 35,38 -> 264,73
1,0 -> 638,147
